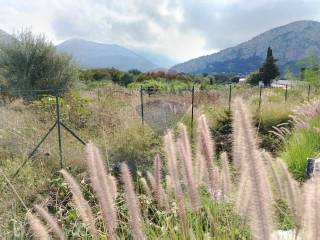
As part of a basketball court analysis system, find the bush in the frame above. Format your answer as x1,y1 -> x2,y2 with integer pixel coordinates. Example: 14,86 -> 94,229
247,71 -> 262,85
79,68 -> 112,82
0,30 -> 78,94
127,78 -> 190,92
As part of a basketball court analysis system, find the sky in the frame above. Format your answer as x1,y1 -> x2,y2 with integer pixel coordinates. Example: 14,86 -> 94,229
0,0 -> 320,64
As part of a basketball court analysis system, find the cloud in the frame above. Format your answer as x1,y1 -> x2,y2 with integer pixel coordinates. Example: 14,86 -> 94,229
182,0 -> 320,50
0,0 -> 319,61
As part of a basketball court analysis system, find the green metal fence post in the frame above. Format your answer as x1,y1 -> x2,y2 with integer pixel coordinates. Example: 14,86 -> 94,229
56,93 -> 63,169
191,85 -> 195,132
285,84 -> 288,103
140,86 -> 144,125
228,84 -> 232,112
308,84 -> 311,101
258,86 -> 262,112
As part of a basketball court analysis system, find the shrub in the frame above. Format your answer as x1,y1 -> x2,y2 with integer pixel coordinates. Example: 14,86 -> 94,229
0,29 -> 78,94
127,78 -> 190,92
247,71 -> 262,85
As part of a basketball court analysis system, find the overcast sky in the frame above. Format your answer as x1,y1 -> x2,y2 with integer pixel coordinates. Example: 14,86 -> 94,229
0,0 -> 320,62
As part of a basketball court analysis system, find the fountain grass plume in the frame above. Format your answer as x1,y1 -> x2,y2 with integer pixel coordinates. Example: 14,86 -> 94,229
165,175 -> 174,196
121,163 -> 145,240
195,151 -> 209,187
59,169 -> 98,238
147,170 -> 166,206
85,142 -> 117,238
26,211 -> 49,240
262,152 -> 283,199
236,166 -> 251,217
220,152 -> 232,199
277,158 -> 299,214
197,115 -> 220,199
147,170 -> 156,190
34,205 -> 65,240
153,154 -> 167,208
232,97 -> 273,240
164,131 -> 188,237
154,154 -> 162,204
164,131 -> 179,185
140,177 -> 152,197
178,123 -> 200,210
301,177 -> 320,239
108,174 -> 118,200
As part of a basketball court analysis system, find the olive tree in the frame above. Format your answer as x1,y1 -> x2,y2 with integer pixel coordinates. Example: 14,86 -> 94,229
0,30 -> 78,94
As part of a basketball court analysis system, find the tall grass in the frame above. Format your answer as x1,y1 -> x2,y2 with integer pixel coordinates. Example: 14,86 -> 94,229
24,114 -> 251,239
23,96 -> 320,240
232,97 -> 273,240
281,100 -> 320,181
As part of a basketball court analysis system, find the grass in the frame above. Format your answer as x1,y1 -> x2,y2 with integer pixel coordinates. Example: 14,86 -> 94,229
2,83 -> 320,239
281,120 -> 320,181
21,115 -> 252,239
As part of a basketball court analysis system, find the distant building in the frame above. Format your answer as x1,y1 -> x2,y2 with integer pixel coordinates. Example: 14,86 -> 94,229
239,78 -> 246,83
271,79 -> 306,89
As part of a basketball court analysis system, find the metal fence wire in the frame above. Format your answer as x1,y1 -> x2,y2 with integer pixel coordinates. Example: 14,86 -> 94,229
0,83 -> 317,178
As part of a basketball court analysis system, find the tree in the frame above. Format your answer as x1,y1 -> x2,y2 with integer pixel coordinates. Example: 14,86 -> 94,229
298,52 -> 320,85
119,72 -> 135,86
260,47 -> 279,86
247,71 -> 262,85
0,30 -> 78,94
284,68 -> 297,81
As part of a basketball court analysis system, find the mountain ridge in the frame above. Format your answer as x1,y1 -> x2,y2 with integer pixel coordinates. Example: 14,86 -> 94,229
56,38 -> 158,72
171,20 -> 320,75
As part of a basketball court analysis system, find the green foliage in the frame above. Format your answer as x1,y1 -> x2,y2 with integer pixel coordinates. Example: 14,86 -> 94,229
109,123 -> 162,174
284,68 -> 297,81
298,51 -> 320,69
128,78 -> 191,92
247,71 -> 262,85
79,68 -> 112,82
31,90 -> 92,128
0,29 -> 78,93
79,68 -> 125,83
281,122 -> 320,181
255,103 -> 292,153
118,72 -> 136,86
211,111 -> 232,158
259,47 -> 280,86
298,52 -> 320,86
302,68 -> 319,86
80,68 -> 137,87
273,199 -> 296,230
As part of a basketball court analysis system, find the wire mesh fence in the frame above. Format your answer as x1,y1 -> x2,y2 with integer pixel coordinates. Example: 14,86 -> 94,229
0,83 -> 318,178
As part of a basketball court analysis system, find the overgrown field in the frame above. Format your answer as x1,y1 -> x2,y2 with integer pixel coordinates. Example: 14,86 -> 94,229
1,83 -> 320,239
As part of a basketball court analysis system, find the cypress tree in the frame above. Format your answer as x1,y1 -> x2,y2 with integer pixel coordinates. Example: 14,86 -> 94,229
260,47 -> 279,86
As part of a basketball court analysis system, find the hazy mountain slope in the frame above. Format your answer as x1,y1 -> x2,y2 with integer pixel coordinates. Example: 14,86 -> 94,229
56,39 -> 157,71
171,20 -> 320,75
0,29 -> 14,44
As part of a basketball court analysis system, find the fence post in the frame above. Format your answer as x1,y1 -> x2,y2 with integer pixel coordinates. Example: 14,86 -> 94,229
140,86 -> 144,125
97,89 -> 101,102
308,84 -> 311,101
258,86 -> 262,112
228,84 -> 232,112
285,84 -> 288,103
191,85 -> 195,132
56,93 -> 63,169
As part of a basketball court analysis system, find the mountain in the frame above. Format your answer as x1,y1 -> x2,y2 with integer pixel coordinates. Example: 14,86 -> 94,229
171,20 -> 320,75
132,48 -> 178,68
0,29 -> 14,44
56,39 -> 157,72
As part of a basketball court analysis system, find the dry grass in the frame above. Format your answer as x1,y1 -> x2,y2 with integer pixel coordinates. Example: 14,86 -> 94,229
5,89 -> 318,239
